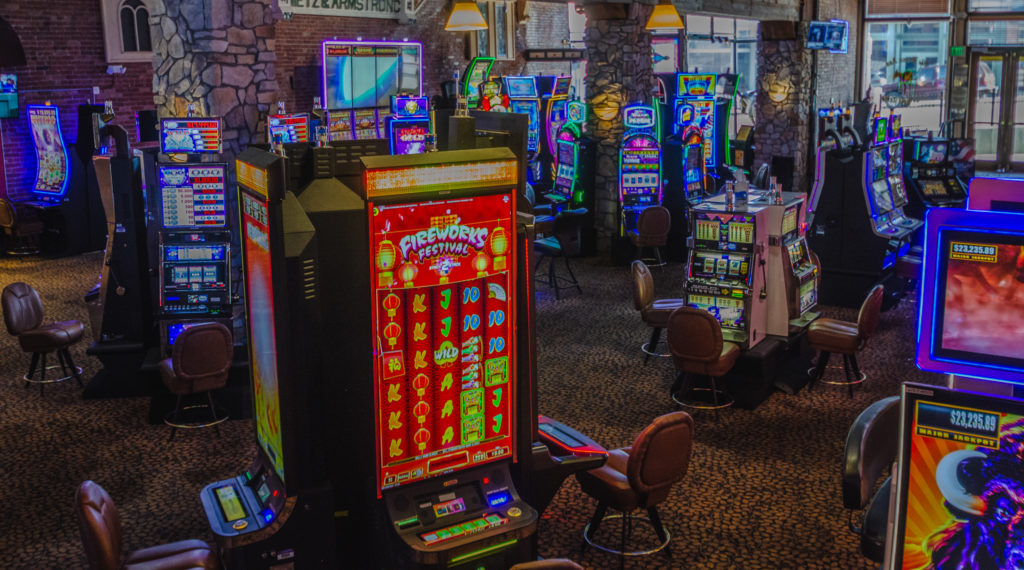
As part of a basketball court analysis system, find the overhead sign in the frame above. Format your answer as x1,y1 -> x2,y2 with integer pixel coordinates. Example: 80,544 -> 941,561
281,0 -> 425,19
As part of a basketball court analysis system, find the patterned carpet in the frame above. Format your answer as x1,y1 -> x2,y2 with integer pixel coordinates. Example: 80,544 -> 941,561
0,252 -> 941,568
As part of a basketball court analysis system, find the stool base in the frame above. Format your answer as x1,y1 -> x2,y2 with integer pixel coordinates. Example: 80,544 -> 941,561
583,513 -> 671,557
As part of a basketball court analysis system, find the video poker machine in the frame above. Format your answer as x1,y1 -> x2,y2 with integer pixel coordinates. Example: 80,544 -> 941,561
200,147 -> 335,568
618,103 -> 662,234
762,192 -> 818,336
387,95 -> 431,155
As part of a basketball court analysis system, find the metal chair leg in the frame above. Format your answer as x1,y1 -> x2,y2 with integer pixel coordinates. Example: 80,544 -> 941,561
169,395 -> 182,441
25,353 -> 40,385
38,352 -> 46,395
563,255 -> 581,293
643,327 -> 662,365
808,351 -> 830,390
63,349 -> 84,387
647,506 -> 670,558
654,246 -> 664,269
583,502 -> 608,546
843,355 -> 855,398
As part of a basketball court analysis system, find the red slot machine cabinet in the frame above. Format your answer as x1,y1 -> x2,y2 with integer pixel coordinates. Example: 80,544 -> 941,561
303,148 -> 538,569
199,148 -> 335,568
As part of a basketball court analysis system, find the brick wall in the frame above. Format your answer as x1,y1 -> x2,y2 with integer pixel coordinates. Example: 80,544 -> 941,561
0,2 -> 155,200
273,0 -> 570,113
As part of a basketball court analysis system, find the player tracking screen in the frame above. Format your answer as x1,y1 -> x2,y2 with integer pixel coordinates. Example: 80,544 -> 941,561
370,193 -> 516,492
159,164 -> 227,228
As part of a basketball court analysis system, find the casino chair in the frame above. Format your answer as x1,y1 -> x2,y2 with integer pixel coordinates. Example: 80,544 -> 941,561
894,253 -> 922,299
627,206 -> 670,268
158,322 -> 232,440
1,282 -> 85,394
533,208 -> 587,299
576,411 -> 695,566
631,260 -> 685,364
75,480 -> 221,570
806,284 -> 884,397
842,396 -> 900,563
667,306 -> 739,412
0,198 -> 44,256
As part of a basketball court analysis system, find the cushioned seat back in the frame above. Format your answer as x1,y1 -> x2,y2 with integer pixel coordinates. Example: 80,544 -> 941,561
75,480 -> 122,570
553,209 -> 586,256
631,260 -> 654,313
856,284 -> 885,347
668,307 -> 724,365
635,206 -> 670,244
2,282 -> 44,336
0,199 -> 16,230
626,412 -> 694,500
171,322 -> 233,393
842,396 -> 899,510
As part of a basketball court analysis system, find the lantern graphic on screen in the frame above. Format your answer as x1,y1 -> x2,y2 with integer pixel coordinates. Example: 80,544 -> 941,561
412,373 -> 430,397
489,226 -> 509,271
413,400 -> 430,425
414,427 -> 430,452
383,293 -> 401,318
473,251 -> 490,277
377,239 -> 397,287
399,262 -> 418,287
383,321 -> 402,349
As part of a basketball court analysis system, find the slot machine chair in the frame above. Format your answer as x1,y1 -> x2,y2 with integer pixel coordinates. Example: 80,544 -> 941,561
627,206 -> 670,268
534,208 -> 588,299
842,396 -> 899,563
631,260 -> 685,364
668,306 -> 739,412
806,284 -> 884,397
158,322 -> 232,440
894,253 -> 922,298
1,282 -> 84,394
0,198 -> 44,256
576,411 -> 694,564
75,480 -> 221,570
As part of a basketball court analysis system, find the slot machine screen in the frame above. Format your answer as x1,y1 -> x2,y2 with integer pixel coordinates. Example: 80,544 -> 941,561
798,279 -> 816,313
694,218 -> 721,242
166,322 -> 199,347
465,59 -> 492,102
322,41 -> 423,110
160,118 -> 222,153
352,109 -> 380,139
728,222 -> 754,244
691,252 -> 749,281
921,181 -> 948,198
241,192 -> 285,482
786,240 -> 809,272
872,180 -> 895,215
782,207 -> 798,236
889,383 -> 1024,569
27,105 -> 69,196
557,140 -> 575,169
391,121 -> 429,155
504,76 -> 538,98
509,100 -> 539,153
268,113 -> 310,144
370,192 -> 516,493
329,111 -> 354,141
921,142 -> 948,165
159,164 -> 227,228
687,295 -> 745,329
874,117 -> 888,145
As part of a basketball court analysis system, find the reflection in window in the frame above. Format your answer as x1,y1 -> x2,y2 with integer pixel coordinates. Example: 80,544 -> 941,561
968,20 -> 1024,46
862,21 -> 948,131
684,15 -> 758,136
652,35 -> 679,73
495,3 -> 508,59
119,0 -> 150,52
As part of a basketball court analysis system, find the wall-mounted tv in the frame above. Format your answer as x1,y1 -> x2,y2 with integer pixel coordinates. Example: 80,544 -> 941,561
808,20 -> 848,53
322,40 -> 423,111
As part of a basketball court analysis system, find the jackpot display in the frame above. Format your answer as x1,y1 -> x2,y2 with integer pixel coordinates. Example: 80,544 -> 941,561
160,118 -> 222,153
158,164 -> 227,228
370,193 -> 515,491
268,113 -> 310,144
27,105 -> 70,198
322,41 -> 422,111
889,383 -> 1024,569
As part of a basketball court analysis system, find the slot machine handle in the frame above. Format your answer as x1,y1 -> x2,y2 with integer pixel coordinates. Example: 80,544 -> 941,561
758,257 -> 768,299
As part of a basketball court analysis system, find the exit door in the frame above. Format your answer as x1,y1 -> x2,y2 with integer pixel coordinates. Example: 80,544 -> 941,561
970,49 -> 1024,172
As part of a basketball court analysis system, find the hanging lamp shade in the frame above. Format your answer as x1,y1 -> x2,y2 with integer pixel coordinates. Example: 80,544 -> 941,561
445,2 -> 488,32
645,2 -> 684,31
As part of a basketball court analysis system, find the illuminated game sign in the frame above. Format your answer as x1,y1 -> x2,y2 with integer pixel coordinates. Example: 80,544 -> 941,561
268,113 -> 310,144
241,190 -> 285,482
463,57 -> 495,106
622,105 -> 656,130
364,159 -> 518,199
27,105 -> 70,197
566,101 -> 585,124
160,118 -> 222,153
322,41 -> 423,111
159,164 -> 227,228
890,383 -> 1024,568
874,117 -> 888,145
678,74 -> 717,98
370,192 -> 516,492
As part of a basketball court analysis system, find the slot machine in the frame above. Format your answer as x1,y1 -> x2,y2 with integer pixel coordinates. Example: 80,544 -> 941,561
387,95 -> 431,155
763,192 -> 818,337
674,74 -> 719,174
200,147 -> 335,568
618,104 -> 662,234
463,57 -> 496,109
542,76 -> 572,169
267,113 -> 310,144
328,110 -> 355,142
661,104 -> 706,261
353,108 -> 382,140
685,201 -> 768,349
548,101 -> 585,207
901,136 -> 968,219
503,76 -> 542,186
885,115 -> 910,217
862,115 -> 919,238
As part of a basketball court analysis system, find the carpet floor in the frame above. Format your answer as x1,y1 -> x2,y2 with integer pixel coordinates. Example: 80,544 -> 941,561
0,252 -> 941,568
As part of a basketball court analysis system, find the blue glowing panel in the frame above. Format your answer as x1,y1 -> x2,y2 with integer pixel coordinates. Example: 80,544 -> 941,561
27,105 -> 70,197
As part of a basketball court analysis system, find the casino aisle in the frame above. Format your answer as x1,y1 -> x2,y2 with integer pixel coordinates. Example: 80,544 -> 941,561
0,250 -> 942,568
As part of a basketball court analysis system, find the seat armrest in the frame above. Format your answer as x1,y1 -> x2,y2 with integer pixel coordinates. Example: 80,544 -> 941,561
842,396 -> 900,510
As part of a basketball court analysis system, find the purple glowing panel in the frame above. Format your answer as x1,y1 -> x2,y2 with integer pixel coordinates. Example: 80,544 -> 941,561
322,40 -> 422,111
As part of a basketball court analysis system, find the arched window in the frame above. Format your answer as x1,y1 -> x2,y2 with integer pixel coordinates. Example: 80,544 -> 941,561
119,0 -> 151,52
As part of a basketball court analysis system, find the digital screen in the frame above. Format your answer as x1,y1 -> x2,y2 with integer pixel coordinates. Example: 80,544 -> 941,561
891,384 -> 1024,569
546,99 -> 567,157
799,279 -> 816,313
678,74 -> 716,97
390,120 -> 429,155
370,192 -> 516,492
782,207 -> 799,236
160,118 -> 222,153
922,142 -> 948,164
875,117 -> 889,145
691,252 -> 749,280
159,164 -> 227,228
166,322 -> 198,347
509,100 -> 539,153
323,41 -> 422,111
268,114 -> 309,144
695,219 -> 720,242
932,229 -> 1024,370
808,21 -> 846,51
687,294 -> 744,329
465,58 -> 493,103
557,140 -> 575,169
922,181 -> 948,197
873,180 -> 895,215
504,76 -> 537,98
215,485 -> 247,522
27,105 -> 69,196
390,96 -> 429,119
691,100 -> 716,167
352,109 -> 380,139
552,76 -> 571,96
890,115 -> 902,139
787,240 -> 809,272
329,111 -> 354,141
728,222 -> 754,244
241,191 -> 285,483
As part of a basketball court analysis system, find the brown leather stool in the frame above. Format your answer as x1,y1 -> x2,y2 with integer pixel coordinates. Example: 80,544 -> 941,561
894,254 -> 922,297
627,205 -> 670,268
2,282 -> 84,393
667,306 -> 739,411
576,411 -> 694,564
75,480 -> 221,570
159,322 -> 232,440
807,284 -> 885,397
631,260 -> 684,363
0,198 -> 44,256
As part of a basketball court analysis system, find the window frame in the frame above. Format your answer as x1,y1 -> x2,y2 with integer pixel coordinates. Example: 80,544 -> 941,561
469,0 -> 517,61
683,15 -> 759,137
100,0 -> 154,64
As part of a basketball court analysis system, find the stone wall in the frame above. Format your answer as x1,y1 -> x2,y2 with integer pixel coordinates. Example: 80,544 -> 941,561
150,0 -> 278,157
583,3 -> 655,248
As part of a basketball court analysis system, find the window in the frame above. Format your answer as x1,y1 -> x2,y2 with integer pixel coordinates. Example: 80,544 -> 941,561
652,35 -> 679,73
862,21 -> 949,131
100,0 -> 153,63
968,0 -> 1024,12
471,1 -> 516,61
684,15 -> 758,136
968,20 -> 1024,45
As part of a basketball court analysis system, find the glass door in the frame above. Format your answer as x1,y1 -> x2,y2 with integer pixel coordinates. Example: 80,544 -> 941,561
970,50 -> 1024,171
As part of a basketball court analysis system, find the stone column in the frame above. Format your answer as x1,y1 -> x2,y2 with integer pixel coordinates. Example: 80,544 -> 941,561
583,2 -> 656,250
753,24 -> 813,193
150,0 -> 279,158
